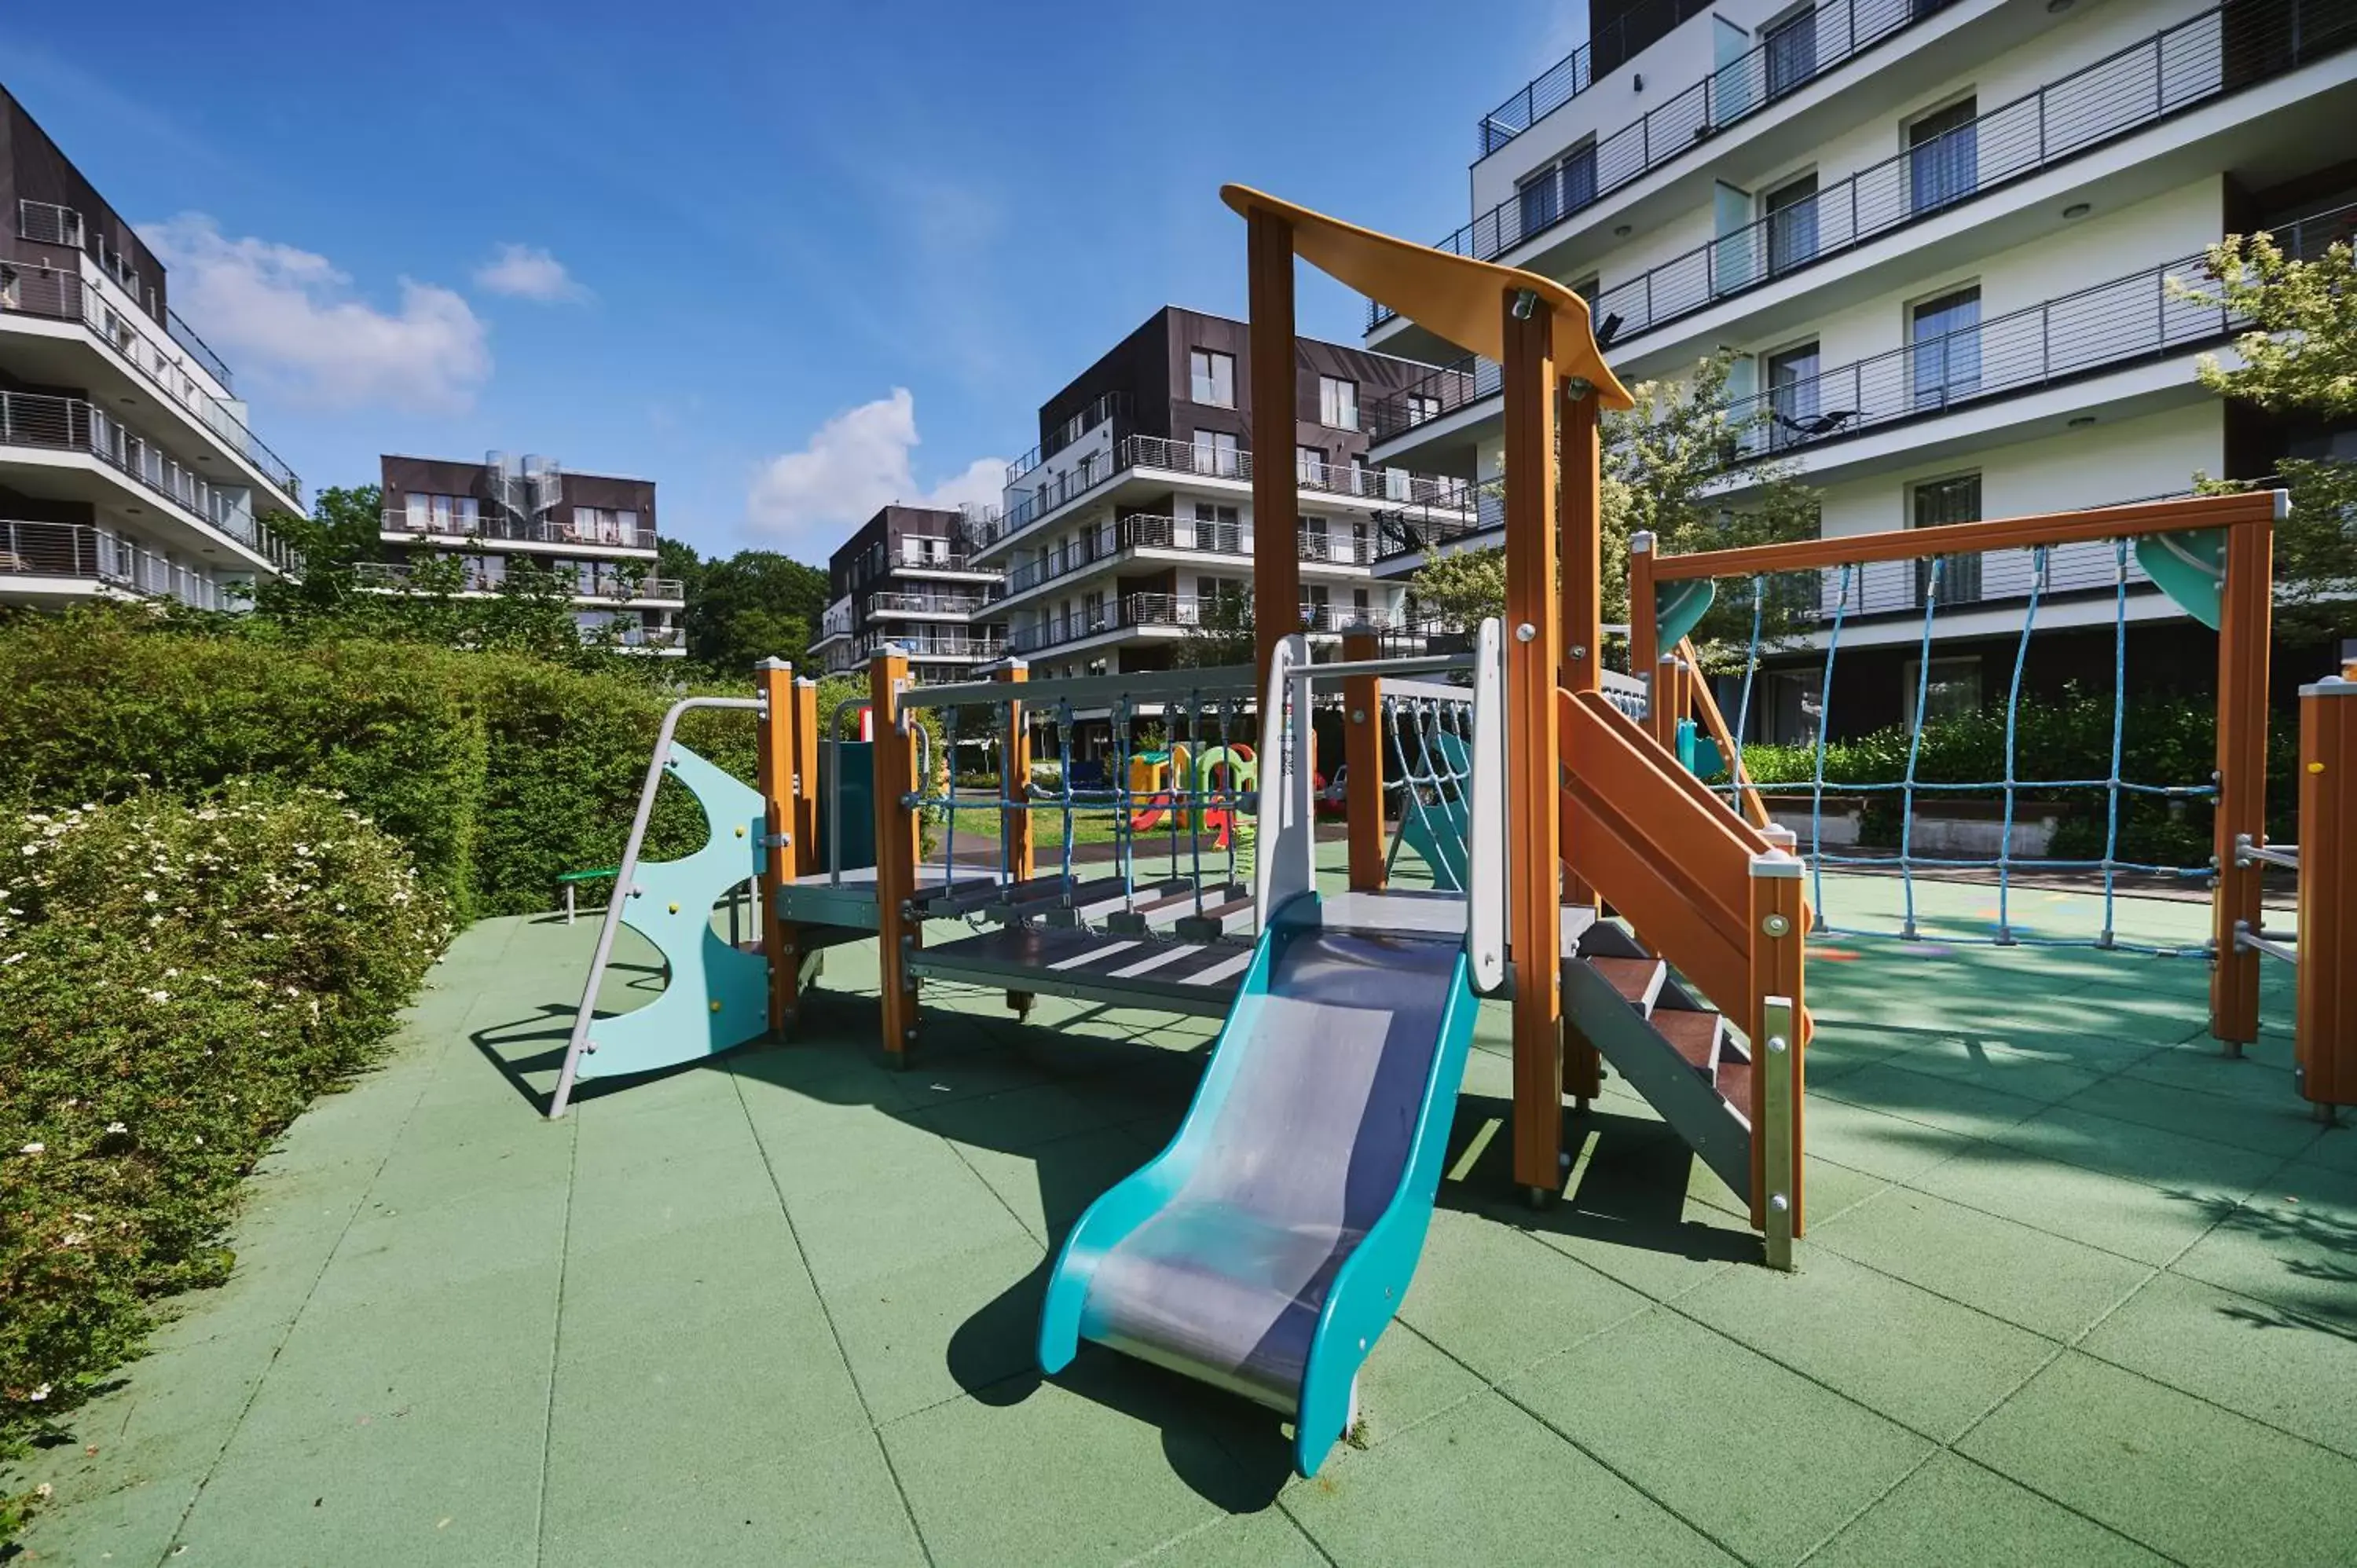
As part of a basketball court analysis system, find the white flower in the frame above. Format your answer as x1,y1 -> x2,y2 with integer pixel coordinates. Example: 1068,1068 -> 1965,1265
18,1142 -> 43,1155
60,1231 -> 86,1247
143,890 -> 159,903
148,990 -> 170,1004
106,1121 -> 127,1134
27,1384 -> 47,1401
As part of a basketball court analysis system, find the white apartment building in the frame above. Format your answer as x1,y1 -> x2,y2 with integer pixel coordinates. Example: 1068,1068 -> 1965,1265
1366,0 -> 2357,736
0,87 -> 305,611
965,306 -> 1470,685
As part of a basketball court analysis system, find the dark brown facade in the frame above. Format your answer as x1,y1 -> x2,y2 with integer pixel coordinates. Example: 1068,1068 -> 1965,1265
379,454 -> 657,543
0,87 -> 169,328
828,504 -> 1003,681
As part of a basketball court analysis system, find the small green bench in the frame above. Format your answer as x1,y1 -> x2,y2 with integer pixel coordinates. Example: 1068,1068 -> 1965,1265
556,865 -> 620,924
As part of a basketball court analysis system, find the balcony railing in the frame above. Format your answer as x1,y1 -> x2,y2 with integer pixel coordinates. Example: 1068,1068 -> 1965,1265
895,548 -> 992,573
997,511 -> 1392,600
868,591 -> 988,617
967,434 -> 1475,551
1478,0 -> 1733,156
0,390 -> 302,572
17,199 -> 84,248
612,622 -> 684,650
0,517 -> 247,611
356,561 -> 683,599
165,309 -> 234,392
1377,0 -> 2355,332
1007,594 -> 1394,654
1008,390 -> 1131,484
379,507 -> 659,551
0,261 -> 296,499
856,629 -> 1005,659
1374,482 -> 1508,562
1596,0 -> 2355,346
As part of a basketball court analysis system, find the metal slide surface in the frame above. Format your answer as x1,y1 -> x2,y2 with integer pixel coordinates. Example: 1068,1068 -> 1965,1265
1037,892 -> 1478,1476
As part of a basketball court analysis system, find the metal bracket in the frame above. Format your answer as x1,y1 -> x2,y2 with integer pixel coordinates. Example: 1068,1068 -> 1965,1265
1761,995 -> 1798,1272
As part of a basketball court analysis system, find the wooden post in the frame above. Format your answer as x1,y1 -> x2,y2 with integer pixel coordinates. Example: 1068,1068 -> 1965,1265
999,659 -> 1036,1016
1748,850 -> 1807,1248
1504,291 -> 1563,1199
1248,208 -> 1302,689
871,648 -> 922,1064
790,678 -> 820,887
1343,624 -> 1385,892
1629,529 -> 1668,749
1559,380 -> 1605,1104
2211,516 -> 2273,1053
753,658 -> 798,1033
2297,675 -> 2355,1110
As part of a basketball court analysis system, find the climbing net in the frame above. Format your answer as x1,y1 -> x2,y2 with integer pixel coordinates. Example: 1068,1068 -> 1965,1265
1380,680 -> 1479,892
1713,537 -> 2217,957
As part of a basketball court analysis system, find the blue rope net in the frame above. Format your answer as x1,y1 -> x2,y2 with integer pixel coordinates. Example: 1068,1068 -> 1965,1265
1380,687 -> 1478,891
1717,537 -> 2216,958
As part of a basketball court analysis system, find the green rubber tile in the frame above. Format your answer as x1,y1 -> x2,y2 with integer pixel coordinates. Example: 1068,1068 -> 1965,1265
1868,1035 -> 2113,1106
879,1363 -> 1267,1568
362,1124 -> 574,1214
541,1299 -> 870,1520
1794,1025 -> 1915,1084
957,1124 -> 1153,1246
555,1208 -> 820,1358
2124,1039 -> 2304,1108
1807,1451 -> 2167,1567
1811,1189 -> 2151,1340
2168,1172 -> 2357,1335
900,1080 -> 1110,1153
9,1471 -> 204,1567
540,1429 -> 925,1568
153,1214 -> 353,1346
2080,1271 -> 2357,1459
736,1084 -> 974,1203
1391,1206 -> 1648,1383
827,1235 -> 1048,1423
1676,1247 -> 2054,1442
1959,1352 -> 2357,1567
17,1321 -> 287,1502
2057,1073 -> 2323,1159
303,1178 -> 568,1313
2295,1124 -> 2357,1174
1796,1094 -> 1975,1183
563,1137 -> 787,1256
1987,1101 -> 2286,1196
1131,1506 -> 1327,1568
893,1047 -> 1058,1109
1813,1062 -> 2046,1141
1505,1308 -> 1927,1567
786,1153 -> 1036,1296
1284,1390 -> 1733,1566
1914,1142 -> 2242,1266
1349,1323 -> 1487,1447
1689,1152 -> 1888,1229
1519,1146 -> 1761,1305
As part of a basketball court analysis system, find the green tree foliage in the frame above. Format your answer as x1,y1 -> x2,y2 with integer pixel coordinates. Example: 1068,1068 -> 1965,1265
1176,584 -> 1255,669
2169,230 -> 2357,646
685,550 -> 830,673
1409,354 -> 1822,669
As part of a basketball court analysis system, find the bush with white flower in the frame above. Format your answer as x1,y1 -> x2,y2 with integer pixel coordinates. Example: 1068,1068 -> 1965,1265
0,784 -> 448,1533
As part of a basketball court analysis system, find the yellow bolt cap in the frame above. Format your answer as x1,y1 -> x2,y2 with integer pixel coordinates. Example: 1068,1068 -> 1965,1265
668,902 -> 680,914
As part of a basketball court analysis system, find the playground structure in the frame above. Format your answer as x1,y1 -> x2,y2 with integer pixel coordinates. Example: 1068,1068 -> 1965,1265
548,187 -> 2356,1473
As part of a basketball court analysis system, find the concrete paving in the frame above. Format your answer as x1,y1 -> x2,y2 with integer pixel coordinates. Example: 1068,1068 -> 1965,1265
10,866 -> 2351,1567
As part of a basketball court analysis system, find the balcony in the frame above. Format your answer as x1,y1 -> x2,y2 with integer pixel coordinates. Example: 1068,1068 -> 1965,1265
1008,595 -> 1399,655
0,254 -> 299,502
967,434 -> 1475,555
1374,482 -> 1508,564
858,629 -> 1005,661
995,511 -> 1393,604
379,507 -> 659,552
1006,390 -> 1130,485
0,517 -> 247,611
1380,0 -> 1957,328
0,390 -> 302,572
867,591 -> 988,617
356,561 -> 683,601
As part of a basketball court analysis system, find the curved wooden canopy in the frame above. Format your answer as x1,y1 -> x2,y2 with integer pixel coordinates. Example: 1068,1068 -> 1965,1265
1221,184 -> 1634,410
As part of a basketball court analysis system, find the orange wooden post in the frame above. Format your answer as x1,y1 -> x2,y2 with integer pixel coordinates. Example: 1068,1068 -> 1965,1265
1558,379 -> 1605,1104
999,658 -> 1036,1016
1343,625 -> 1386,892
871,648 -> 922,1064
1247,207 -> 1302,689
753,658 -> 799,1033
2297,674 -> 2355,1112
1503,291 -> 1564,1199
1747,850 -> 1807,1262
2211,516 -> 2273,1053
790,677 -> 820,887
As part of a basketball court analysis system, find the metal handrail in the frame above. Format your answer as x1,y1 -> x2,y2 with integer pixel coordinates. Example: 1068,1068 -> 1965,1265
17,198 -> 83,247
0,516 -> 248,611
377,507 -> 660,551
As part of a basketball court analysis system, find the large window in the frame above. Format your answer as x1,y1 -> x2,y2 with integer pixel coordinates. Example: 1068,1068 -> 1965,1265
1189,349 -> 1236,407
1909,285 -> 1981,410
1516,143 -> 1597,239
1764,5 -> 1820,99
1191,503 -> 1241,552
1763,173 -> 1819,276
1765,342 -> 1822,444
1907,97 -> 1977,215
1903,657 -> 1984,724
1406,391 -> 1442,425
570,507 -> 641,545
1296,444 -> 1327,483
1318,376 -> 1358,431
405,493 -> 481,532
1912,472 -> 1983,605
1192,429 -> 1241,478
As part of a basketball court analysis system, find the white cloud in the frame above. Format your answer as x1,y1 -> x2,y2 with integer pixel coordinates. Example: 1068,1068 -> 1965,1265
473,243 -> 589,303
142,214 -> 489,414
746,388 -> 1004,557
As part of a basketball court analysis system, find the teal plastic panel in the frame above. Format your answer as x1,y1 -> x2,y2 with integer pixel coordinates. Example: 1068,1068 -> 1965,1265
575,742 -> 768,1083
1674,719 -> 1726,780
1395,730 -> 1472,892
2134,528 -> 2226,630
824,742 -> 877,872
1655,577 -> 1717,650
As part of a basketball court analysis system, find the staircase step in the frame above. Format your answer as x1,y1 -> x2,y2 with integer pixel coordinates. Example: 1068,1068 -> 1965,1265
1714,1056 -> 1752,1126
1650,1006 -> 1723,1076
1587,955 -> 1666,1014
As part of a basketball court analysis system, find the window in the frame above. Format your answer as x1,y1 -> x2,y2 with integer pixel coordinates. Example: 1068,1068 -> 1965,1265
1909,286 -> 1981,410
1318,376 -> 1358,431
1516,144 -> 1596,240
1297,445 -> 1328,483
1351,520 -> 1369,564
408,493 -> 481,532
1406,391 -> 1442,425
1763,173 -> 1819,275
1912,473 -> 1983,605
1764,5 -> 1819,99
1192,429 -> 1241,478
1189,349 -> 1236,407
1191,503 -> 1241,551
1765,342 -> 1822,445
1908,97 -> 1977,215
1352,586 -> 1371,619
1902,657 -> 1983,724
1302,582 -> 1330,629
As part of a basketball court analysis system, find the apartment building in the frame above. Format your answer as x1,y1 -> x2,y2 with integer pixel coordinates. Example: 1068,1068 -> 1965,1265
375,452 -> 687,652
0,86 -> 304,610
1365,0 -> 2357,738
964,306 -> 1471,680
806,504 -> 1003,684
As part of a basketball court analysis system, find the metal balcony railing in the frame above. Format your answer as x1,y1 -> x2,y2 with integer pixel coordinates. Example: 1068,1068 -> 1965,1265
356,561 -> 683,599
0,390 -> 302,572
0,517 -> 247,611
378,507 -> 660,551
856,629 -> 1005,659
17,199 -> 84,248
1476,0 -> 1732,156
166,310 -> 234,392
1377,0 -> 2356,332
1007,593 -> 1400,654
614,622 -> 684,650
1009,390 -> 1131,484
1375,482 -> 1508,562
996,511 -> 1392,600
868,591 -> 988,617
0,260 -> 295,497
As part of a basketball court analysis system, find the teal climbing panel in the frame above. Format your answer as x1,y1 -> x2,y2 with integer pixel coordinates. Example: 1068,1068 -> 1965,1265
2134,528 -> 2226,630
1396,730 -> 1472,892
574,742 -> 769,1084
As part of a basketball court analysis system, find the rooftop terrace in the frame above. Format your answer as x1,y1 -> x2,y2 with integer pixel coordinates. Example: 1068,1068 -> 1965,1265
11,860 -> 2350,1566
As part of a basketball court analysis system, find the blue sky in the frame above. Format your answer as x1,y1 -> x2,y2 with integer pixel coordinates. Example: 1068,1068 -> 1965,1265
4,0 -> 1578,562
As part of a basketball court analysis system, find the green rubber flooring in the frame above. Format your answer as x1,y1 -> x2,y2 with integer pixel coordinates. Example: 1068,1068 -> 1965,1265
10,866 -> 2350,1567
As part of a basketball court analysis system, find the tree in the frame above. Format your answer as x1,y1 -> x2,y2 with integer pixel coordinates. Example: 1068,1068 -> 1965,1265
686,550 -> 830,673
2171,230 -> 2357,646
1175,584 -> 1255,669
1407,354 -> 1821,669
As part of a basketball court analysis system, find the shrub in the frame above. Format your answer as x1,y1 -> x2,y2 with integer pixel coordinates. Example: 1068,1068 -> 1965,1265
0,786 -> 449,1537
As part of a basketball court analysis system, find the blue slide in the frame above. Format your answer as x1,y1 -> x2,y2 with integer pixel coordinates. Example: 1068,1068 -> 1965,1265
1036,888 -> 1481,1476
